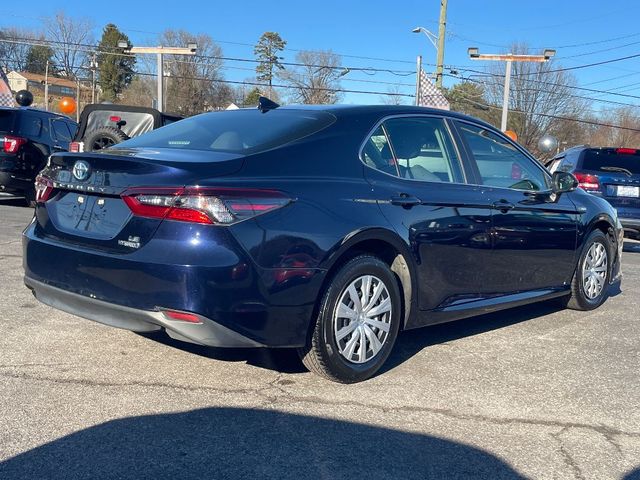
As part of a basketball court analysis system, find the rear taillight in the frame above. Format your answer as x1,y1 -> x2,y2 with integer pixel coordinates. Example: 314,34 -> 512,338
616,148 -> 637,155
34,175 -> 54,203
69,141 -> 82,153
122,187 -> 291,225
574,172 -> 600,192
3,135 -> 27,154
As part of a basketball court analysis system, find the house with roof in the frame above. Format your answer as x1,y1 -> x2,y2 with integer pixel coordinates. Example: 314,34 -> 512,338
6,71 -> 92,115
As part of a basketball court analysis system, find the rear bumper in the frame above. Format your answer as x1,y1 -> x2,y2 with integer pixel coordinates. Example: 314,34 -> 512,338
24,277 -> 264,347
23,221 -> 326,347
0,170 -> 33,194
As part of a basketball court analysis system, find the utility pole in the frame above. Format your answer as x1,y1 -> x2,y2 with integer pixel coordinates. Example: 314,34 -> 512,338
468,48 -> 556,132
415,55 -> 422,106
44,60 -> 49,111
90,52 -> 97,104
435,0 -> 448,89
118,42 -> 197,112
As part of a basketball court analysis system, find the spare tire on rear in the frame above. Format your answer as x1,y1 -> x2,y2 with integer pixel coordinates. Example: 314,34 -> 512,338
84,127 -> 129,152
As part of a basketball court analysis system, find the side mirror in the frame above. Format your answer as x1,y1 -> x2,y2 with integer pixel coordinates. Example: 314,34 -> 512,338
552,171 -> 578,194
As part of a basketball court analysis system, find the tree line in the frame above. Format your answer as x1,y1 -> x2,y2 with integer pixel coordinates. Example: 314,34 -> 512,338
2,16 -> 640,154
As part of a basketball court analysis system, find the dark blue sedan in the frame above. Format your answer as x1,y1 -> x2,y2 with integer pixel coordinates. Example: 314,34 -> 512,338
23,102 -> 623,383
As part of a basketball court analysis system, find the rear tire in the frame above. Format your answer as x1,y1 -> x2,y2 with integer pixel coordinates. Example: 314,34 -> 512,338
562,230 -> 611,311
84,126 -> 129,151
298,255 -> 401,383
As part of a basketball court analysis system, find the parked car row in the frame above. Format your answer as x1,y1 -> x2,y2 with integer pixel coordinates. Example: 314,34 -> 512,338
23,101 -> 624,383
545,146 -> 640,240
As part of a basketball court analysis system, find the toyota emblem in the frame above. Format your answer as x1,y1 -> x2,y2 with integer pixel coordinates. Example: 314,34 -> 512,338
72,160 -> 91,181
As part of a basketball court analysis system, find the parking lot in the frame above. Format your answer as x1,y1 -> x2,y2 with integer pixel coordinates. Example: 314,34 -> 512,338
0,199 -> 638,479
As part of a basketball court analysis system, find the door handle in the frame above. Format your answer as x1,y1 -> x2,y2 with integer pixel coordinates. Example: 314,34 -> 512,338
390,194 -> 421,208
492,200 -> 515,213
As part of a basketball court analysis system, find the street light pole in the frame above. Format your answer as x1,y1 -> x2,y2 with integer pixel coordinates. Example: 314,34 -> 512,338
118,42 -> 197,112
468,48 -> 556,132
435,0 -> 448,89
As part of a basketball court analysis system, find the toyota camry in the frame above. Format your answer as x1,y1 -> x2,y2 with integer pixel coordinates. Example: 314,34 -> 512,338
23,100 -> 623,383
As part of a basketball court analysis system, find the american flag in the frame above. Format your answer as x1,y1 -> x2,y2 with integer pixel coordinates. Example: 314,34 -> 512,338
417,68 -> 449,110
0,66 -> 15,107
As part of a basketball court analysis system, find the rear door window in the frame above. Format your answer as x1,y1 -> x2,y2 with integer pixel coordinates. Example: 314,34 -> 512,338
381,117 -> 463,183
52,119 -> 73,145
581,149 -> 640,175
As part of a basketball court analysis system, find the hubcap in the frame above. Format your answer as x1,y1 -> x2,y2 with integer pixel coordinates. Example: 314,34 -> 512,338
333,275 -> 392,364
582,242 -> 608,300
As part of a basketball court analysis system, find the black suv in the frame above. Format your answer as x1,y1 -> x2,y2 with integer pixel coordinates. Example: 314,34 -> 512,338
0,106 -> 78,205
546,146 -> 640,239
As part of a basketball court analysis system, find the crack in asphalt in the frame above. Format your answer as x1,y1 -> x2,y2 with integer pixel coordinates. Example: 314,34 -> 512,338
551,427 -> 586,480
3,368 -> 640,445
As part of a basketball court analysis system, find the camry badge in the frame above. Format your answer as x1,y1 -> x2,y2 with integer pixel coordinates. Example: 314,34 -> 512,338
72,160 -> 91,181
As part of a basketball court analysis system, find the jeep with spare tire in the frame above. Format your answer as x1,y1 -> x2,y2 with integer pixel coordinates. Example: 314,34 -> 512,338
70,104 -> 183,152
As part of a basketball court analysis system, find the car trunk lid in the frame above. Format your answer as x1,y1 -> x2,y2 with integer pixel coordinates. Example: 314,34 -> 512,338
35,148 -> 244,251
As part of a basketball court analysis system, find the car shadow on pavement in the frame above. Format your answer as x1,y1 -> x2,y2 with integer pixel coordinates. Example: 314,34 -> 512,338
624,468 -> 640,480
0,195 -> 27,207
382,299 -> 565,374
0,407 -> 526,480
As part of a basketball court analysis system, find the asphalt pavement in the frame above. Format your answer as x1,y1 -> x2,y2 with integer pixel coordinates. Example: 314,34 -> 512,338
0,199 -> 639,480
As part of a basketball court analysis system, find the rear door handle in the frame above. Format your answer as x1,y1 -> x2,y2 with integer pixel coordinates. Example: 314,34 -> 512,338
492,200 -> 515,213
390,194 -> 421,208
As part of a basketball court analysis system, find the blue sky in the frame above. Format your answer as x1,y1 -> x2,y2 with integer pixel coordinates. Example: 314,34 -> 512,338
2,0 -> 640,107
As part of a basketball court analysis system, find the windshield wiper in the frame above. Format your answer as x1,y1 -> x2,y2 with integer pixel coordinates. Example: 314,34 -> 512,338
601,166 -> 633,176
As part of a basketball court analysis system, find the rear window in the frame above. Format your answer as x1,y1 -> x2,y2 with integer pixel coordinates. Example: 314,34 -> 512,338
86,110 -> 154,138
112,109 -> 336,155
0,110 -> 16,133
582,149 -> 640,175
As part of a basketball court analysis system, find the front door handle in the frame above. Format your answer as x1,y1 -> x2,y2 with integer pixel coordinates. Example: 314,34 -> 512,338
492,200 -> 515,213
390,194 -> 421,208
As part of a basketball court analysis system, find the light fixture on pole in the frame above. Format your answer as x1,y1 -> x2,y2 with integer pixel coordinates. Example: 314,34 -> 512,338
119,40 -> 198,112
468,47 -> 555,132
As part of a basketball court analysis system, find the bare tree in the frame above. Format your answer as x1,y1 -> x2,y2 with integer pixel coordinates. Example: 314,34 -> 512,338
589,107 -> 640,148
483,43 -> 591,156
0,28 -> 37,72
118,75 -> 155,107
380,85 -> 409,105
279,50 -> 343,104
160,30 -> 230,115
45,12 -> 93,78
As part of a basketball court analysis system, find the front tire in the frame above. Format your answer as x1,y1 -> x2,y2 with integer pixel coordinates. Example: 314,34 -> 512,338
564,230 -> 612,311
298,255 -> 401,383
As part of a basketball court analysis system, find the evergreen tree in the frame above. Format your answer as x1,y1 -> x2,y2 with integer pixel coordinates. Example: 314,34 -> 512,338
97,24 -> 136,101
254,32 -> 286,96
25,44 -> 55,75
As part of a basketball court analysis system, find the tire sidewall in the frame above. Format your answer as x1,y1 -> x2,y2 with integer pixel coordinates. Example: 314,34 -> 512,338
576,231 -> 611,309
317,257 -> 401,383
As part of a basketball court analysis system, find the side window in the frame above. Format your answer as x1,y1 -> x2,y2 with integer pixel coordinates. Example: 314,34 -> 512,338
383,117 -> 462,182
17,114 -> 42,138
457,122 -> 549,191
52,119 -> 72,144
361,125 -> 398,176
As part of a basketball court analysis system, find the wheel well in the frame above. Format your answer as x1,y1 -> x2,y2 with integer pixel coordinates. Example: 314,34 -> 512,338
322,239 -> 413,330
592,220 -> 616,247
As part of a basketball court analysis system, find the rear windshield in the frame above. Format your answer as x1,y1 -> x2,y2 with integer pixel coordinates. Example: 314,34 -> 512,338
0,110 -> 15,133
86,110 -> 154,138
582,149 -> 640,175
112,109 -> 336,155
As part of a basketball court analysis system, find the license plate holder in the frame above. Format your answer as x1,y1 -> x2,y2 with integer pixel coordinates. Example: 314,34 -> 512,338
616,185 -> 640,197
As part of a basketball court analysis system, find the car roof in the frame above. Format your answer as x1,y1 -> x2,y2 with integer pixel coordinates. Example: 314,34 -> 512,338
276,104 -> 497,130
0,106 -> 76,122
